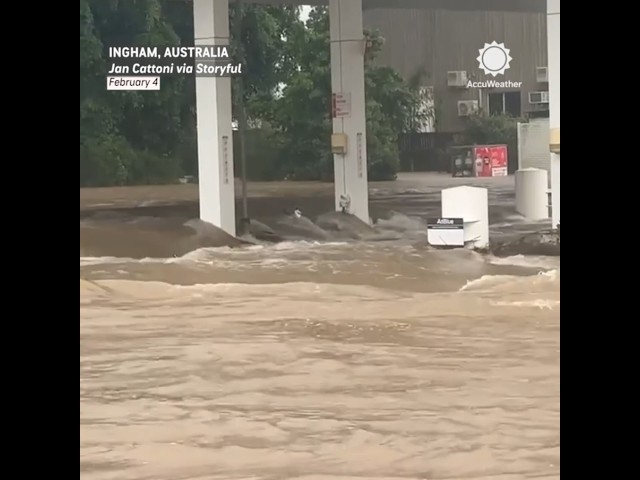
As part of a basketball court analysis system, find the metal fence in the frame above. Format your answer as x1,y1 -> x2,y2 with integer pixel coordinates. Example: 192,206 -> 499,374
398,132 -> 460,172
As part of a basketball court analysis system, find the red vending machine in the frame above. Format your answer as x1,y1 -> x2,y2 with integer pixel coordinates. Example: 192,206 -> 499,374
472,145 -> 508,177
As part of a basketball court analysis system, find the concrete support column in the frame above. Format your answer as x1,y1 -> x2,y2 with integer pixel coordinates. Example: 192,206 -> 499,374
329,0 -> 370,224
193,0 -> 236,236
547,0 -> 560,229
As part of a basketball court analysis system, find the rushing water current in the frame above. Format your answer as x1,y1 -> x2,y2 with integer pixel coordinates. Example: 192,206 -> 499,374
80,174 -> 560,480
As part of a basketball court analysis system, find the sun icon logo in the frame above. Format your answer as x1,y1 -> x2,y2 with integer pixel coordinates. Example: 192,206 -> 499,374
477,41 -> 512,77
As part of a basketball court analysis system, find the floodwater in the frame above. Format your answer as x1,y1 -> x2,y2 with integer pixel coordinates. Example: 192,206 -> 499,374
80,173 -> 560,480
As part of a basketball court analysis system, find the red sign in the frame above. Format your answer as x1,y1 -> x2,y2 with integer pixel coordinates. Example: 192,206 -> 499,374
472,145 -> 508,177
473,146 -> 492,177
490,145 -> 508,176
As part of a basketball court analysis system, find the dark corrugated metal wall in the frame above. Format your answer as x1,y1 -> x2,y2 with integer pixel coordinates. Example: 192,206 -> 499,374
364,8 -> 547,132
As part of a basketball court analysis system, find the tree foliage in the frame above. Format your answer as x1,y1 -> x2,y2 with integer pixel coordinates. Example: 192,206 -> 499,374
80,2 -> 427,186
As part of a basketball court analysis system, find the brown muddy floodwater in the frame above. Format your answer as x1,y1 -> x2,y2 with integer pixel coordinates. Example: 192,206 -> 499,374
80,173 -> 560,480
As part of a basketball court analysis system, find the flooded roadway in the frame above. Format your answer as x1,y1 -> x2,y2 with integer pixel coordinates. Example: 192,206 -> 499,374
80,173 -> 560,480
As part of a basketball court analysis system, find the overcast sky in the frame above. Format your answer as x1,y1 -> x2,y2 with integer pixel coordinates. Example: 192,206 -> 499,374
299,5 -> 312,22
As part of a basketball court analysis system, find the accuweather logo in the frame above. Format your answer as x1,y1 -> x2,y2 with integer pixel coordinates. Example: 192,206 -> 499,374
466,41 -> 521,89
477,41 -> 512,77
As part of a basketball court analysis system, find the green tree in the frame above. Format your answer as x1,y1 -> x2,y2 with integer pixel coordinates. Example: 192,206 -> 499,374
80,3 -> 426,186
229,3 -> 302,121
270,7 -> 427,181
81,0 -> 189,186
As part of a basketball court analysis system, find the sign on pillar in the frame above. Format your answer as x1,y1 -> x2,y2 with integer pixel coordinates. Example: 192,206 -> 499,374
332,92 -> 352,119
329,0 -> 370,224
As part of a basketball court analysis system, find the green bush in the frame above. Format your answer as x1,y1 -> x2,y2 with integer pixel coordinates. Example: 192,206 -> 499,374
80,136 -> 182,187
80,136 -> 135,187
127,150 -> 182,185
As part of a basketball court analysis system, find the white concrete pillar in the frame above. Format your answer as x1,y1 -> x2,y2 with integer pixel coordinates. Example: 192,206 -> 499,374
329,0 -> 369,224
547,0 -> 560,229
515,168 -> 549,220
193,0 -> 236,236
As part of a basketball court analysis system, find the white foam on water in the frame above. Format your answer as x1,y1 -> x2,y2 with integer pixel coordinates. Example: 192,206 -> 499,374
80,240 -> 353,267
490,299 -> 560,309
459,269 -> 559,293
81,266 -> 559,304
80,256 -> 139,267
486,254 -> 560,270
81,255 -> 186,267
375,212 -> 426,233
271,240 -> 349,250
